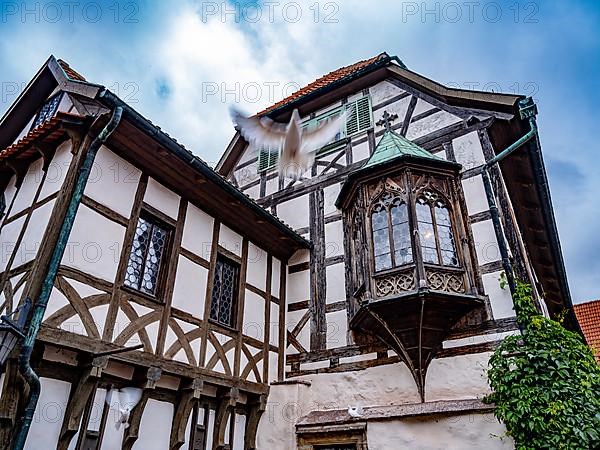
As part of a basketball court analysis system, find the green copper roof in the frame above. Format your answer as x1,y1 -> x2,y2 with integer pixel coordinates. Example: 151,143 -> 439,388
364,129 -> 444,168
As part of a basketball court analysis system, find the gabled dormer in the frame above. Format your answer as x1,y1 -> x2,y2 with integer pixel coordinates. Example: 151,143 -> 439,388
336,113 -> 485,401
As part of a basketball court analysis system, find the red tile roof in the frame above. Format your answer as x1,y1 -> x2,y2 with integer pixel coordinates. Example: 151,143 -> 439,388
258,52 -> 391,115
57,59 -> 86,82
574,299 -> 600,362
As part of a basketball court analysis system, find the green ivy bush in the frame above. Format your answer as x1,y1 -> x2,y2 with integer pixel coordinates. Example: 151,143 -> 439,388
485,281 -> 600,449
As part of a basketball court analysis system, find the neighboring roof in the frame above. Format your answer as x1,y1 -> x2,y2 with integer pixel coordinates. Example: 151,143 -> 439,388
258,52 -> 396,115
364,129 -> 444,169
57,59 -> 86,82
574,299 -> 600,361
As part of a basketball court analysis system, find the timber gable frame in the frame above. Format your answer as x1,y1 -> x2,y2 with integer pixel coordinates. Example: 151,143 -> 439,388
217,53 -> 575,328
0,56 -> 308,449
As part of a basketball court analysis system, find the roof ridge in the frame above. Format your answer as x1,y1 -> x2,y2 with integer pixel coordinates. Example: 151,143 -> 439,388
57,58 -> 87,82
258,52 -> 393,115
364,128 -> 444,169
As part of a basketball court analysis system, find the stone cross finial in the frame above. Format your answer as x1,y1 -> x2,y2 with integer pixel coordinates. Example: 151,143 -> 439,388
376,110 -> 399,132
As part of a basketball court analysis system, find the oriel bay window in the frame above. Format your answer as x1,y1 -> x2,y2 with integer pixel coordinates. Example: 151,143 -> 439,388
336,124 -> 485,402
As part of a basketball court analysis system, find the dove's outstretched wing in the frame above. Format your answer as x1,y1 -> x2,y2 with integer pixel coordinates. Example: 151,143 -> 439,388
301,106 -> 352,153
119,387 -> 143,409
230,107 -> 286,150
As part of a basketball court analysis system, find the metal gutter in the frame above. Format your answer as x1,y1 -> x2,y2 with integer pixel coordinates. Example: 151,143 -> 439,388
12,107 -> 123,450
97,89 -> 310,250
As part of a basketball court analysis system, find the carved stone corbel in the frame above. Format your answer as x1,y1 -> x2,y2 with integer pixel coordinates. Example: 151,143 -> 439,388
122,366 -> 162,450
169,379 -> 204,450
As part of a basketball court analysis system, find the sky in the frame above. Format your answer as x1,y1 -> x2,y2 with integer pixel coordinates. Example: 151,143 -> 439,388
0,0 -> 598,304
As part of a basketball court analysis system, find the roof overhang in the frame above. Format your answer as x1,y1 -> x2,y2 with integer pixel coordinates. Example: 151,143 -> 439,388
98,90 -> 310,261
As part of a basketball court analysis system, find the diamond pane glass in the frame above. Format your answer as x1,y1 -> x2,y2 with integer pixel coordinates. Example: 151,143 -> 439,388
32,95 -> 61,129
373,228 -> 390,256
422,246 -> 439,264
390,200 -> 408,225
435,202 -> 451,226
210,256 -> 240,327
371,206 -> 388,231
124,216 -> 170,297
140,225 -> 168,295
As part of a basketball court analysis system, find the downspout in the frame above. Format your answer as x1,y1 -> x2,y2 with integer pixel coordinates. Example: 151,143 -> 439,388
480,96 -> 538,298
12,107 -> 123,450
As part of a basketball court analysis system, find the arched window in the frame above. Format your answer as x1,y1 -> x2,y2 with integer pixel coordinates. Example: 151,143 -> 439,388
371,193 -> 413,271
416,191 -> 458,267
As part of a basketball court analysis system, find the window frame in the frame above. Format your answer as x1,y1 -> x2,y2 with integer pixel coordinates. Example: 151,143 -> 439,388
368,188 -> 461,275
30,91 -> 64,131
209,252 -> 241,329
122,209 -> 174,301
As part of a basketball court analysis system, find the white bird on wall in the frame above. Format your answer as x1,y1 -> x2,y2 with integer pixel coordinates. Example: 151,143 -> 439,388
230,106 -> 351,180
106,387 -> 143,430
347,405 -> 364,418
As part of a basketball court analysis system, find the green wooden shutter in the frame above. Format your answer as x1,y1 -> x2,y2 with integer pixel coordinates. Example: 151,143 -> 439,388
258,147 -> 279,172
345,96 -> 372,136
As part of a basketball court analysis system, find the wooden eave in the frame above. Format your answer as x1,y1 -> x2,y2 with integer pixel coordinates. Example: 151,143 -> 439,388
487,118 -> 575,328
101,104 -> 309,261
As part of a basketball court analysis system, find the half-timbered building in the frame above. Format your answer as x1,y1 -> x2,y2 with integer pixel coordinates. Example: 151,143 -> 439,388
217,53 -> 576,449
0,56 -> 308,450
0,53 -> 575,449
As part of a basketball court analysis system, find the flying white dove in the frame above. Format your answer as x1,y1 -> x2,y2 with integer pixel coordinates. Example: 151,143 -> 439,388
230,106 -> 351,180
347,405 -> 364,418
106,387 -> 143,430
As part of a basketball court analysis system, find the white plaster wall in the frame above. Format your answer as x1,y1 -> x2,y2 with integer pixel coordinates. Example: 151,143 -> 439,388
63,204 -> 126,283
413,98 -> 437,116
182,202 -> 214,259
277,194 -> 309,231
324,220 -> 344,258
369,80 -> 404,105
11,157 -> 44,216
2,175 -> 18,216
325,263 -> 345,303
84,145 -> 141,219
462,175 -> 489,215
453,131 -> 486,170
14,199 -> 55,267
24,377 -> 70,450
271,257 -> 281,295
406,111 -> 461,141
323,183 -> 341,217
483,271 -> 516,319
219,224 -> 243,256
243,289 -> 265,341
367,414 -> 512,449
40,140 -> 73,200
134,399 -> 174,450
288,270 -> 310,303
144,177 -> 180,219
471,220 -> 500,267
232,413 -> 246,450
351,139 -> 370,163
269,302 -> 279,347
246,242 -> 267,291
171,255 -> 208,318
325,310 -> 347,349
425,352 -> 492,402
0,215 -> 26,272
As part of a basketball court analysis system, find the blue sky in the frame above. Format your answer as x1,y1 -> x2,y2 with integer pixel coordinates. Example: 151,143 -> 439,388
0,0 -> 598,304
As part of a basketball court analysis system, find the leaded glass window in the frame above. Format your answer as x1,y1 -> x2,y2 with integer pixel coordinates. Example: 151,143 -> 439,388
31,93 -> 62,130
124,214 -> 171,297
371,193 -> 413,272
210,255 -> 240,327
416,191 -> 458,267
